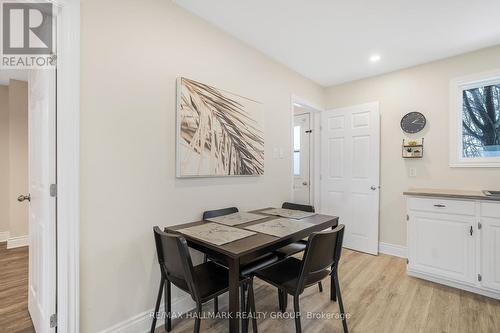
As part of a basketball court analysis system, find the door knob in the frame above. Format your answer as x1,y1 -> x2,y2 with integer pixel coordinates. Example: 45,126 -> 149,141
17,194 -> 30,202
370,186 -> 379,191
302,181 -> 308,186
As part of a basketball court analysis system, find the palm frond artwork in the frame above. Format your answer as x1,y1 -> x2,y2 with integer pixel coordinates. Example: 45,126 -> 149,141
176,77 -> 264,177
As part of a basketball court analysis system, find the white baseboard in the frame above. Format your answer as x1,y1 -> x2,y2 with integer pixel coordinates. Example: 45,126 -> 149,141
98,294 -> 195,333
0,231 -> 9,242
378,242 -> 407,258
7,235 -> 29,249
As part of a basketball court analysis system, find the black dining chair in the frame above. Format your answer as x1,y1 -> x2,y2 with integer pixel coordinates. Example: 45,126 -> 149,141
254,225 -> 348,333
151,227 -> 257,333
202,207 -> 279,331
274,202 -> 323,301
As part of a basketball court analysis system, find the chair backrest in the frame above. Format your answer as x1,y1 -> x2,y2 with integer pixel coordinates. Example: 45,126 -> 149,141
153,227 -> 199,300
282,202 -> 315,213
297,224 -> 345,294
202,207 -> 239,220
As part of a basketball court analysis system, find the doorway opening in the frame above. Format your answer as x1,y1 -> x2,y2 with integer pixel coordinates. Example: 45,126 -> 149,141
290,97 -> 322,207
0,68 -> 57,333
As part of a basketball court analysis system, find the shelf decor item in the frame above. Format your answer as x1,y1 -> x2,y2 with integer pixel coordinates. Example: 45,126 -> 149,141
402,138 -> 424,158
176,77 -> 264,177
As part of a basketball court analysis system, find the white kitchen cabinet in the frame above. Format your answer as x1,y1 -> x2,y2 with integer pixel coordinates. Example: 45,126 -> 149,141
480,202 -> 500,292
405,192 -> 500,299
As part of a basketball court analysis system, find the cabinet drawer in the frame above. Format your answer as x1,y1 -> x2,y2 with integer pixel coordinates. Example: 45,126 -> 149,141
408,197 -> 475,216
481,202 -> 500,218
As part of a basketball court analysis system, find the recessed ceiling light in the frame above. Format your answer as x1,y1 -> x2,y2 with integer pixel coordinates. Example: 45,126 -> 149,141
370,54 -> 381,62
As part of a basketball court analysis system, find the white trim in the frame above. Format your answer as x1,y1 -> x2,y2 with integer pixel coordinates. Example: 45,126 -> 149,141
0,231 -> 9,242
449,68 -> 500,168
55,1 -> 80,332
407,269 -> 500,300
7,235 -> 29,249
98,294 -> 195,333
378,242 -> 407,258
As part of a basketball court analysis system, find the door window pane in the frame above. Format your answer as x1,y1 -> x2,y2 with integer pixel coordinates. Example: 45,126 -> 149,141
293,151 -> 300,176
293,126 -> 301,175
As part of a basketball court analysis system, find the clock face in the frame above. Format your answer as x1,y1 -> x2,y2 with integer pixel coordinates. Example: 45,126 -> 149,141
401,112 -> 426,133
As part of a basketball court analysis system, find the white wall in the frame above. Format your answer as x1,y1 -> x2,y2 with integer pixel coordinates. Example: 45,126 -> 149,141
80,0 -> 324,331
0,85 -> 9,236
325,45 -> 500,247
8,79 -> 28,238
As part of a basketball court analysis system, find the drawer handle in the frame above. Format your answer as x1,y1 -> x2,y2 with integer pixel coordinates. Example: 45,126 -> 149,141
433,204 -> 446,208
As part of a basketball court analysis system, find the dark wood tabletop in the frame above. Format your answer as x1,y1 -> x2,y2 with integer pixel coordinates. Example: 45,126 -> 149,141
164,208 -> 339,333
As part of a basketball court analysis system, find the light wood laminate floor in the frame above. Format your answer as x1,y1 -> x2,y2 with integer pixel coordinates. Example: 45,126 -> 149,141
0,242 -> 35,333
156,249 -> 500,333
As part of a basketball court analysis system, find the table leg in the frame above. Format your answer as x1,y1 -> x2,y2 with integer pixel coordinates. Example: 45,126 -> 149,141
228,257 -> 240,333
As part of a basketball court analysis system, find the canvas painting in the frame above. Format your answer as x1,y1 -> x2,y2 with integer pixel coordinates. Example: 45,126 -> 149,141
176,77 -> 264,177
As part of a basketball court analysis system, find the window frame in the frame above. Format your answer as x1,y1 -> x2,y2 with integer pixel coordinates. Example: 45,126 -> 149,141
449,69 -> 500,167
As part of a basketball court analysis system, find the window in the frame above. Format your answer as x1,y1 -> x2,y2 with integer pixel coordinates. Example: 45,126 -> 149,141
450,71 -> 500,167
293,126 -> 301,175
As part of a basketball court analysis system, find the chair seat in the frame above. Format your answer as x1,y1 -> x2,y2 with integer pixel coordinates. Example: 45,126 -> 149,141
170,261 -> 246,302
274,240 -> 307,258
241,254 -> 280,276
254,257 -> 330,294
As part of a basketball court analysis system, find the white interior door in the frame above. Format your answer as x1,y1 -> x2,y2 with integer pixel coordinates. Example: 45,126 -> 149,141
320,102 -> 380,255
293,113 -> 311,204
28,69 -> 57,333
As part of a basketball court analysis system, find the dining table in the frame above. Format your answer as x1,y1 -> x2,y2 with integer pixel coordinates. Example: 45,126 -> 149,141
164,208 -> 339,333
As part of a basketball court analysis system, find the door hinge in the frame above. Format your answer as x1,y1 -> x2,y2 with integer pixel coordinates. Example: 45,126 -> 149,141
470,225 -> 473,236
50,313 -> 57,328
50,184 -> 57,197
478,274 -> 482,282
406,258 -> 409,264
406,214 -> 409,221
478,222 -> 482,230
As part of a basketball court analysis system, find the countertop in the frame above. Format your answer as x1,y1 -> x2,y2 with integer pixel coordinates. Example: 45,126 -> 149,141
403,188 -> 500,201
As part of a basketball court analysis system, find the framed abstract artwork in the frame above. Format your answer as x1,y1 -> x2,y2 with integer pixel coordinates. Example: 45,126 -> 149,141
176,77 -> 264,177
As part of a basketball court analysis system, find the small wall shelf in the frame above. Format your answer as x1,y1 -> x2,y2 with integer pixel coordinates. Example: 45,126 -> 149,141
402,138 -> 424,158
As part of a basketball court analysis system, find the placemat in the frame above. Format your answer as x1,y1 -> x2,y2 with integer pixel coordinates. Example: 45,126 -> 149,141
206,212 -> 266,226
244,218 -> 314,238
259,208 -> 317,219
177,223 -> 256,246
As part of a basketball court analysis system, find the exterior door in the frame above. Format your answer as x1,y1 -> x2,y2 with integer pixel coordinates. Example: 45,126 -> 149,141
320,102 -> 380,254
28,69 -> 57,333
293,113 -> 311,204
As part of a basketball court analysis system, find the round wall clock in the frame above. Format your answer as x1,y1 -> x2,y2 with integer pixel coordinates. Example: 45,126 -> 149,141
401,112 -> 426,134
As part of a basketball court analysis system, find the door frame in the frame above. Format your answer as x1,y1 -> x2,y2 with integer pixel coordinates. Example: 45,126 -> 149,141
290,95 -> 323,208
52,0 -> 80,332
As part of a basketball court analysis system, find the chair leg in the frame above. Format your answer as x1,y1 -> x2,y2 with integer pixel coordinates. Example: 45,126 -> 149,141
247,280 -> 258,333
165,279 -> 172,332
241,283 -> 248,333
318,281 -> 323,292
277,288 -> 283,311
214,296 -> 219,314
334,272 -> 348,333
293,295 -> 302,333
150,277 -> 165,333
330,273 -> 337,301
282,289 -> 288,312
193,303 -> 202,333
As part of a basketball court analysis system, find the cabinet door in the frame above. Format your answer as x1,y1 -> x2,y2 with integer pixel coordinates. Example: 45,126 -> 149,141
408,212 -> 475,284
480,203 -> 500,292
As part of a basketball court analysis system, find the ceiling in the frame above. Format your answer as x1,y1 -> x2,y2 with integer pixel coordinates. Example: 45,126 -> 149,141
0,70 -> 29,85
175,0 -> 500,86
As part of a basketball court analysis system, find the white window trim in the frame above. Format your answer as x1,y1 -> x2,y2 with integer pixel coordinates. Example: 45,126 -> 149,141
449,69 -> 500,168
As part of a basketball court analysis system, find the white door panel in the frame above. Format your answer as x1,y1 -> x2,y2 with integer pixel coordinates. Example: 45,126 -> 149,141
480,203 -> 500,292
28,69 -> 57,333
321,103 -> 380,254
